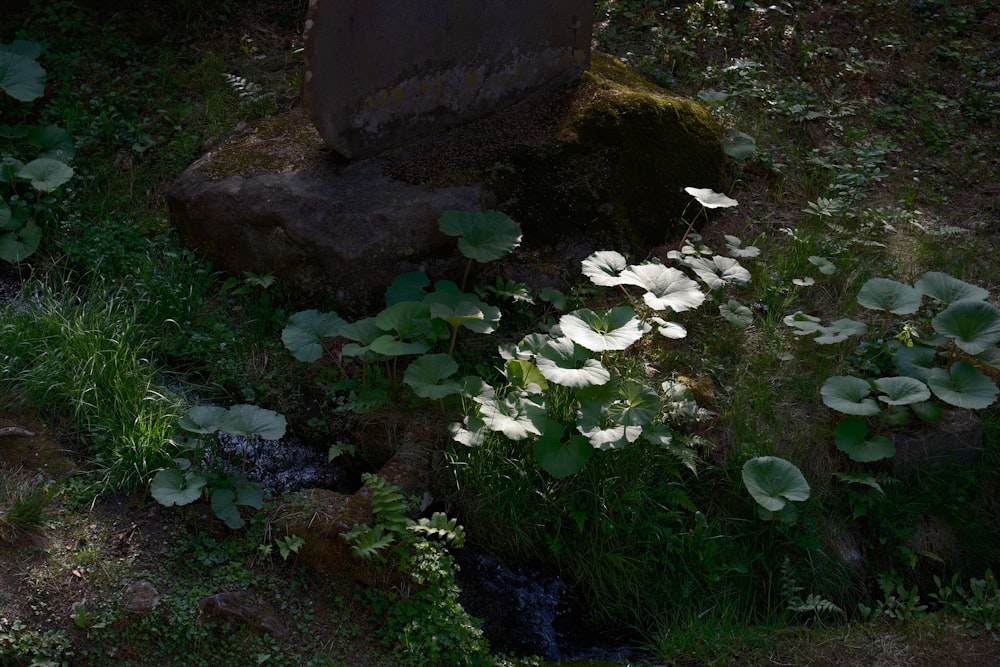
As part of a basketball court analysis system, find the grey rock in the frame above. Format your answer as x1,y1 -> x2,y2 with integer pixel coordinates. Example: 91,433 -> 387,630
303,0 -> 593,159
124,580 -> 160,612
198,590 -> 291,638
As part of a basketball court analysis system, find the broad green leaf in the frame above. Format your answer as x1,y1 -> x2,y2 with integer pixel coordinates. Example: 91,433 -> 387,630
369,334 -> 431,357
27,125 -> 75,161
687,256 -> 751,289
0,225 -> 41,262
438,209 -> 522,262
873,376 -> 931,405
808,256 -> 837,275
856,278 -> 922,315
0,45 -> 45,102
282,309 -> 345,362
821,376 -> 880,416
236,485 -> 264,509
723,129 -> 756,161
814,318 -> 867,344
893,344 -> 938,382
178,405 -> 227,434
684,186 -> 738,209
425,282 -> 500,334
720,299 -> 753,329
926,361 -> 999,409
539,286 -> 567,309
977,347 -> 1000,370
581,250 -> 638,287
505,359 -> 549,393
910,400 -> 942,424
886,404 -> 911,426
608,380 -> 661,427
784,311 -> 822,336
211,489 -> 246,529
17,158 -> 74,191
375,301 -> 445,342
219,404 -> 287,440
622,263 -> 705,312
385,271 -> 430,306
0,156 -> 24,184
834,417 -> 895,462
915,271 -> 988,305
559,307 -> 645,352
338,316 -> 382,344
403,353 -> 462,399
150,468 -> 207,507
0,198 -> 10,229
834,472 -> 884,494
479,393 -> 547,440
742,456 -> 810,512
532,419 -> 593,478
535,337 -> 610,388
932,299 -> 1000,355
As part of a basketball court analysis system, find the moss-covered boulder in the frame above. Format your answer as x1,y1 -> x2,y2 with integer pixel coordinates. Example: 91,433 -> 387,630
168,53 -> 724,312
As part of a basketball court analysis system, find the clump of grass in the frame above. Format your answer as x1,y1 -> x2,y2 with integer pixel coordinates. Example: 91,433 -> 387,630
0,282 -> 183,492
0,469 -> 53,546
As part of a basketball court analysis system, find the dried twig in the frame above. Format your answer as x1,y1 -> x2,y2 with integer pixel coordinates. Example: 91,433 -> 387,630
0,427 -> 36,438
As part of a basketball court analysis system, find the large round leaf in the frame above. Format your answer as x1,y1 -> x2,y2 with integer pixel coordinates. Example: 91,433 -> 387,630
720,299 -> 753,329
834,417 -> 895,462
926,361 -> 999,409
820,376 -> 880,416
687,256 -> 751,290
17,158 -> 74,192
282,309 -> 345,362
535,336 -> 611,388
218,404 -> 287,440
438,209 -> 522,262
576,399 -> 642,450
178,405 -> 228,435
607,380 -> 660,427
479,393 -> 547,440
150,468 -> 207,507
425,283 -> 500,334
385,271 -> 430,305
893,344 -> 938,382
932,300 -> 1000,355
856,278 -> 922,315
814,318 -> 867,345
27,125 -> 75,161
915,272 -> 988,305
741,456 -> 810,512
403,353 -> 462,399
0,44 -> 46,102
873,376 -> 931,405
559,307 -> 645,352
621,263 -> 705,312
0,225 -> 41,262
533,420 -> 593,478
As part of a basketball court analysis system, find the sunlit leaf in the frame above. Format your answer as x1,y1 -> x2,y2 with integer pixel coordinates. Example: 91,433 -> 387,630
607,380 -> 660,427
559,307 -> 645,352
684,186 -> 738,209
622,263 -> 706,312
479,393 -> 547,440
449,414 -> 488,447
687,256 -> 751,289
581,250 -> 639,287
650,316 -> 687,339
720,299 -> 753,329
724,234 -> 760,258
535,336 -> 610,388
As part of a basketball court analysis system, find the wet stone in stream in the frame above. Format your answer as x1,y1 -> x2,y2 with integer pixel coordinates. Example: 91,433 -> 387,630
216,431 -> 357,495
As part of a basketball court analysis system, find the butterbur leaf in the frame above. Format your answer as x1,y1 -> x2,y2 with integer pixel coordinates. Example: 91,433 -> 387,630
607,380 -> 660,427
403,353 -> 462,399
910,400 -> 942,424
687,256 -> 751,289
27,125 -> 75,161
533,419 -> 593,478
505,359 -> 548,393
449,414 -> 488,447
650,316 -> 687,339
834,472 -> 884,494
784,312 -> 822,336
724,234 -> 760,258
581,250 -> 638,287
282,309 -> 346,362
821,376 -> 880,416
150,468 -> 207,507
932,300 -> 1000,355
438,209 -> 522,262
684,187 -> 738,209
385,271 -> 430,305
219,404 -> 286,440
720,300 -> 753,329
479,394 -> 547,440
814,318 -> 867,344
211,489 -> 245,529
808,256 -> 837,275
559,307 -> 644,352
793,277 -> 816,287
926,361 -> 999,409
742,456 -> 810,512
576,399 -> 642,450
17,158 -> 73,192
873,376 -> 931,405
622,263 -> 705,312
893,345 -> 938,382
915,271 -> 988,305
857,278 -> 922,314
425,282 -> 500,334
535,336 -> 610,388
178,405 -> 227,435
539,286 -> 567,310
0,225 -> 41,262
834,417 -> 895,462
723,129 -> 756,161
0,44 -> 46,102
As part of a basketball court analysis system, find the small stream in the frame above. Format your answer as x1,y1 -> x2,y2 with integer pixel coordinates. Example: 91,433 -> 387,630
215,431 -> 358,495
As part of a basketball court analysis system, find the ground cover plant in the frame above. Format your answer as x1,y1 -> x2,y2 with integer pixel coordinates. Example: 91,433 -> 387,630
1,0 -> 999,665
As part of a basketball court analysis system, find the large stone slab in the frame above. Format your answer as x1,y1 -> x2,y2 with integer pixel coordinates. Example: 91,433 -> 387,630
302,0 -> 593,159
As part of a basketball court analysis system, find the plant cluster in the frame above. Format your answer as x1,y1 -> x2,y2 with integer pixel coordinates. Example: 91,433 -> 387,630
1,40 -> 76,263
